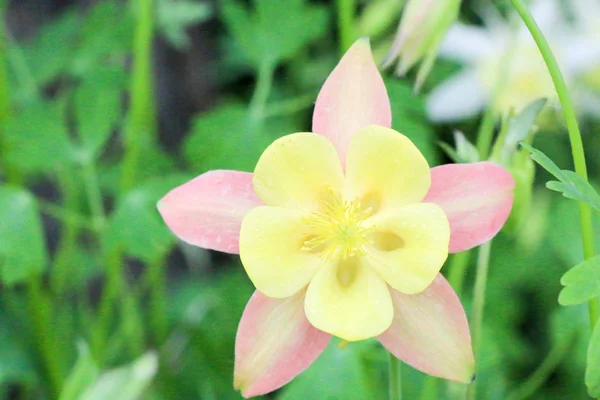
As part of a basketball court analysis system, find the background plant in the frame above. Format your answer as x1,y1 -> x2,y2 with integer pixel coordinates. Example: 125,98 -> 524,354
1,0 -> 600,399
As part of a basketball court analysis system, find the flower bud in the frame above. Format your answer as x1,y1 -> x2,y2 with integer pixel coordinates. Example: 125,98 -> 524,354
383,0 -> 461,91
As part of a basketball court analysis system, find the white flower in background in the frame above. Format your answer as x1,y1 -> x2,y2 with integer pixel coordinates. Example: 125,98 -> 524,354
426,0 -> 597,123
568,0 -> 600,114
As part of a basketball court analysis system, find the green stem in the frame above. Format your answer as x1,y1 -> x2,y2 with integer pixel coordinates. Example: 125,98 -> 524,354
419,376 -> 440,400
388,354 -> 402,400
146,255 -> 168,345
0,8 -> 21,185
475,106 -> 497,160
27,277 -> 63,397
505,336 -> 573,400
91,248 -> 123,362
511,0 -> 598,328
447,250 -> 471,297
466,242 -> 492,400
121,0 -> 155,193
50,171 -> 80,295
249,60 -> 274,123
40,201 -> 96,232
336,0 -> 356,54
81,162 -> 105,231
263,93 -> 315,118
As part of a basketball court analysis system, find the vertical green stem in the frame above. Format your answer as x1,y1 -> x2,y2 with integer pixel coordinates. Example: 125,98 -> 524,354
81,162 -> 105,231
50,171 -> 80,295
249,60 -> 274,123
447,250 -> 471,297
336,0 -> 356,54
121,0 -> 155,193
511,0 -> 598,328
419,377 -> 440,400
466,242 -> 492,400
147,255 -> 168,344
388,354 -> 402,400
0,5 -> 21,184
27,277 -> 63,398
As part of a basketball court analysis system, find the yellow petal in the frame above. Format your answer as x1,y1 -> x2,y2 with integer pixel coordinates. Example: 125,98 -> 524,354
345,126 -> 430,211
240,206 -> 324,298
364,203 -> 450,294
304,257 -> 393,341
253,133 -> 344,210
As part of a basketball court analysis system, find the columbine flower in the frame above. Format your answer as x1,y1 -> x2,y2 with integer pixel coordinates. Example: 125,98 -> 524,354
426,0 -> 589,122
383,0 -> 461,91
158,39 -> 515,398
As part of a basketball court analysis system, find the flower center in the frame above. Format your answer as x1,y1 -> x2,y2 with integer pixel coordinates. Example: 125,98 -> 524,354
301,187 -> 373,261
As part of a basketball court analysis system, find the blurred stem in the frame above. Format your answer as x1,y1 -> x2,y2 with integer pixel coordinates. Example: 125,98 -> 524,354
40,200 -> 96,232
511,0 -> 599,328
475,106 -> 497,160
91,248 -> 124,362
388,354 -> 402,400
336,0 -> 356,54
263,93 -> 314,118
27,277 -> 63,398
505,334 -> 574,400
466,241 -> 492,400
81,161 -> 105,231
0,8 -> 21,185
447,250 -> 471,296
50,171 -> 80,295
121,0 -> 156,193
419,376 -> 440,400
146,255 -> 168,344
249,60 -> 274,123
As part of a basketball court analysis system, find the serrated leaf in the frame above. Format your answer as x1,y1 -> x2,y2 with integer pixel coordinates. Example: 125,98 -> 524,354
221,0 -> 328,66
81,352 -> 158,400
104,175 -> 191,262
74,66 -> 125,161
521,143 -> 600,212
559,255 -> 600,305
276,340 -> 386,400
157,0 -> 212,49
587,318 -> 600,397
0,186 -> 48,285
3,100 -> 72,173
59,342 -> 99,400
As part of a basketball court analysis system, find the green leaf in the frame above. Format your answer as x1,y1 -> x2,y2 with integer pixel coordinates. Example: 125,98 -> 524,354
587,317 -> 600,397
70,0 -> 133,76
0,186 -> 48,285
492,99 -> 546,165
81,352 -> 158,400
0,308 -> 36,386
276,339 -> 386,400
3,100 -> 72,173
439,131 -> 479,164
221,0 -> 328,66
157,0 -> 212,49
74,66 -> 125,161
59,342 -> 99,400
386,79 -> 439,165
521,143 -> 600,212
13,11 -> 79,88
559,255 -> 600,305
104,174 -> 191,262
184,104 -> 275,172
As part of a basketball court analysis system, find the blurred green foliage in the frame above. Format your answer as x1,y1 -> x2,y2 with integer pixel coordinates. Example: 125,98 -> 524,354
0,0 -> 599,399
